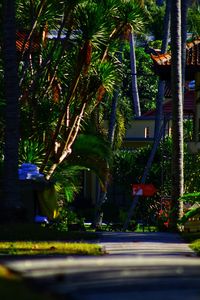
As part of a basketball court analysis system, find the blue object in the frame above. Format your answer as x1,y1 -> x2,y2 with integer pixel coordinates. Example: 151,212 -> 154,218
34,215 -> 49,224
18,163 -> 44,180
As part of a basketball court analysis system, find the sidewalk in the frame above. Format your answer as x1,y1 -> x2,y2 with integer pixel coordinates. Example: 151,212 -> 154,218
95,231 -> 196,256
2,232 -> 200,300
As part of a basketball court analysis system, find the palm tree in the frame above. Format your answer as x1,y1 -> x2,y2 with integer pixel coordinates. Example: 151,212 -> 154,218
170,0 -> 184,229
39,1 -> 116,178
14,1 -> 111,177
38,0 -> 146,179
123,0 -> 171,230
181,0 -> 189,88
108,0 -> 145,143
154,0 -> 171,139
2,0 -> 21,221
130,33 -> 141,117
108,47 -> 124,145
92,0 -> 146,228
187,1 -> 200,36
14,0 -> 146,182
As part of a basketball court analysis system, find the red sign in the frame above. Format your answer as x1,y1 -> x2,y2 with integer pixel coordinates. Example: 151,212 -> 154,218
132,184 -> 157,197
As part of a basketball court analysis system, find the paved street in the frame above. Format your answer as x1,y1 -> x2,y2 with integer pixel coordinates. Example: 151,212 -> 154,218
96,231 -> 196,256
2,232 -> 200,300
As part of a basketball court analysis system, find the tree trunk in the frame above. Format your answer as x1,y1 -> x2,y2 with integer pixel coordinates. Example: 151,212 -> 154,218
123,0 -> 171,231
93,48 -> 123,228
2,0 -> 21,222
154,0 -> 171,139
170,0 -> 184,229
123,122 -> 166,230
130,33 -> 141,117
181,0 -> 189,87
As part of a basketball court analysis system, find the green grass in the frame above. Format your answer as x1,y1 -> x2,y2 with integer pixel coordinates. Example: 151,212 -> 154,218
0,223 -> 103,256
190,239 -> 200,256
0,223 -> 103,300
181,232 -> 200,256
0,241 -> 102,256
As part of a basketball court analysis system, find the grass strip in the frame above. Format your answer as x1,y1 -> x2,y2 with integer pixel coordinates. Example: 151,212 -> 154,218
190,239 -> 200,256
181,232 -> 200,256
0,241 -> 102,256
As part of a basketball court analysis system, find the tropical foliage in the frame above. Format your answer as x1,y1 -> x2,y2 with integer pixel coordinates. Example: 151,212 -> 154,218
123,45 -> 158,112
188,4 -> 200,36
6,0 -> 146,181
1,0 -> 200,230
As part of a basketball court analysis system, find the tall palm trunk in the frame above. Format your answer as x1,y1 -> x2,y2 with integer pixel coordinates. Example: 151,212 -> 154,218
154,0 -> 171,139
130,33 -> 141,117
170,0 -> 184,229
181,0 -> 189,87
179,0 -> 189,219
108,47 -> 123,144
2,0 -> 21,222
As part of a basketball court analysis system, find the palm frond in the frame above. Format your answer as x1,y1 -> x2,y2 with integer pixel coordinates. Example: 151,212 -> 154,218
97,60 -> 123,94
117,0 -> 146,33
179,192 -> 200,204
113,109 -> 126,149
54,164 -> 88,203
16,0 -> 64,31
72,133 -> 112,163
74,1 -> 109,48
179,207 -> 200,224
70,133 -> 113,187
19,139 -> 45,166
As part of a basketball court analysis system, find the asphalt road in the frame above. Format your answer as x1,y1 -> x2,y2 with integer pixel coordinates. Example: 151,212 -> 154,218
2,232 -> 200,300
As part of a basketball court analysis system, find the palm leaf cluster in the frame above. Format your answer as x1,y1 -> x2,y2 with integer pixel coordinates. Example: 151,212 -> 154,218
10,0 -> 146,181
1,0 -> 147,222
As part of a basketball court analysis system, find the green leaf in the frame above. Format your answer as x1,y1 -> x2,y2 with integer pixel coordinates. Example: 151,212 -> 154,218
179,207 -> 200,224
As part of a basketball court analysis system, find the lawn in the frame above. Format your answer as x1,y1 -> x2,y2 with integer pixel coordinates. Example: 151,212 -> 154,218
0,222 -> 103,300
0,240 -> 102,256
0,223 -> 102,256
181,231 -> 200,256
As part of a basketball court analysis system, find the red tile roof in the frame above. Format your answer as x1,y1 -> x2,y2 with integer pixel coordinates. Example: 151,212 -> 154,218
16,32 -> 40,53
151,38 -> 200,80
186,39 -> 200,65
143,90 -> 195,117
151,52 -> 171,65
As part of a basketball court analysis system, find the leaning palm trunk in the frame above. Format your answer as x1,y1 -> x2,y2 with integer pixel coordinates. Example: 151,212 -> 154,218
123,0 -> 171,230
170,0 -> 184,229
94,30 -> 142,228
2,0 -> 21,221
123,122 -> 166,230
93,28 -> 140,227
